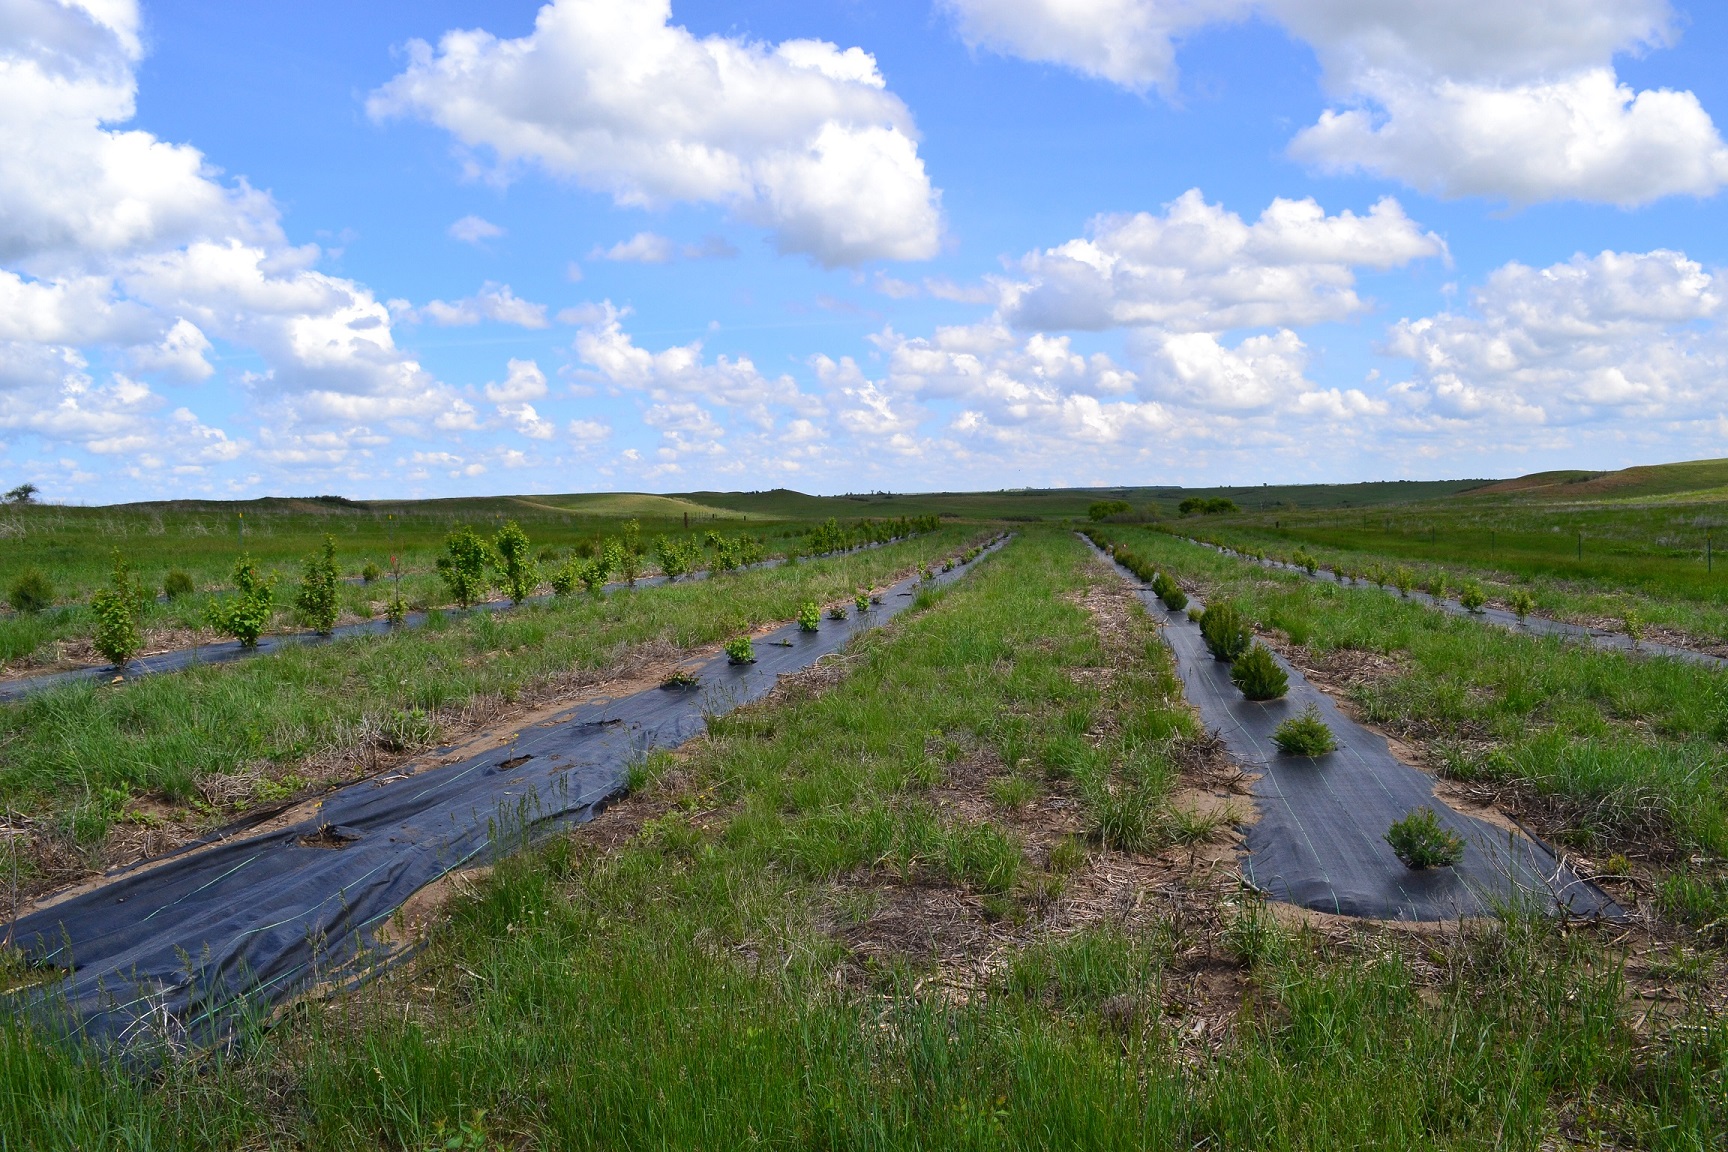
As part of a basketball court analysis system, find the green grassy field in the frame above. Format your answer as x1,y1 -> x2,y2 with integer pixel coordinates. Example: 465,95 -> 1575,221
3,531 -> 1720,1150
1174,458 -> 1728,647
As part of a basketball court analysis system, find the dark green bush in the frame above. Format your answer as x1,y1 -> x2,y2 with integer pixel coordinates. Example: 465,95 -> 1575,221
1151,572 -> 1187,611
1087,499 -> 1132,521
1199,601 -> 1251,661
360,561 -> 382,584
1384,808 -> 1465,869
1272,705 -> 1336,755
162,569 -> 195,600
6,567 -> 53,613
1230,642 -> 1288,700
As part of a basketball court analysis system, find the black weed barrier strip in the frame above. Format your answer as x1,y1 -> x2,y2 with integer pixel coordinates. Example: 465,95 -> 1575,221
0,536 -> 932,704
3,537 -> 1010,1054
1083,535 -> 1619,924
1178,535 -> 1728,670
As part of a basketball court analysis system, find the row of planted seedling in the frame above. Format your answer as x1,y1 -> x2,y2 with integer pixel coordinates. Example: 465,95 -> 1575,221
718,535 -> 1004,667
65,517 -> 931,671
1094,531 -> 1465,870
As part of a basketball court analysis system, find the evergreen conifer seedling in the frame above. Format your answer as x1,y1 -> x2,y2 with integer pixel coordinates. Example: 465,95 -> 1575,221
1230,643 -> 1288,700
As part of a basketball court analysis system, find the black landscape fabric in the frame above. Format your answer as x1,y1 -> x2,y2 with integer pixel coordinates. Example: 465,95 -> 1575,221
1088,540 -> 1618,922
4,538 -> 1006,1051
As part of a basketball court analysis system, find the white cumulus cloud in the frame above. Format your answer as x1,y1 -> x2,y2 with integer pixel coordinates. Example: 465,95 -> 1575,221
943,0 -> 1728,206
1000,189 -> 1444,333
368,0 -> 942,265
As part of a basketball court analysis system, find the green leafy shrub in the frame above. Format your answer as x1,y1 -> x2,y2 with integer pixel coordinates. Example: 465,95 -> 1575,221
436,527 -> 491,608
492,520 -> 539,605
1177,497 -> 1238,516
1292,548 -> 1318,576
207,554 -> 277,647
1230,643 -> 1288,700
1087,499 -> 1132,521
384,594 -> 407,626
725,635 -> 755,665
1384,808 -> 1465,869
854,589 -> 871,612
655,534 -> 700,580
616,520 -> 644,585
1622,607 -> 1644,646
1272,705 -> 1336,756
797,600 -> 821,632
548,557 -> 581,597
1199,601 -> 1251,661
1509,588 -> 1535,620
6,567 -> 53,613
1426,571 -> 1448,599
581,554 -> 613,594
90,552 -> 145,666
294,535 -> 340,634
162,569 -> 195,600
827,603 -> 848,620
360,561 -> 382,583
1392,566 -> 1414,596
1459,580 -> 1487,612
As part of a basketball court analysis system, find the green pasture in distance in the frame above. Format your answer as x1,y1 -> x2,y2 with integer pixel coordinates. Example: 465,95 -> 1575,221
1197,457 -> 1728,605
678,476 -> 1497,521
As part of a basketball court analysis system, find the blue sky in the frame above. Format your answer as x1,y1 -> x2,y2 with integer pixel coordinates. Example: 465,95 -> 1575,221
5,0 -> 1728,500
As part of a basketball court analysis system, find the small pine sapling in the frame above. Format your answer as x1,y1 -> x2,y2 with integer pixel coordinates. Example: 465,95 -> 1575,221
1458,580 -> 1487,612
294,535 -> 340,634
1199,601 -> 1251,661
797,600 -> 821,632
162,569 -> 195,601
90,551 -> 145,666
492,520 -> 539,605
725,635 -> 756,665
361,561 -> 382,584
1384,808 -> 1465,869
207,554 -> 277,647
7,567 -> 54,613
1230,643 -> 1288,701
1272,705 -> 1336,756
436,527 -> 492,608
1392,566 -> 1414,597
1426,571 -> 1448,600
1509,588 -> 1535,621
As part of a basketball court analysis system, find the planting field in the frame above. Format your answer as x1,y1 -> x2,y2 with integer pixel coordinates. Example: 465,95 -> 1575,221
2,481 -> 1727,1149
1178,457 -> 1728,651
